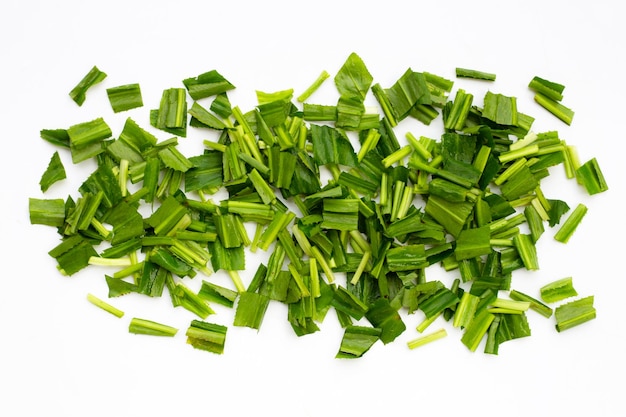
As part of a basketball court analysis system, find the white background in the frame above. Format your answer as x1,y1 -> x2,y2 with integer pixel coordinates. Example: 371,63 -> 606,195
1,1 -> 625,416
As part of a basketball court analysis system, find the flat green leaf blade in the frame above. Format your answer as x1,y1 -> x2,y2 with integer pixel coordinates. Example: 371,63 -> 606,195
39,152 -> 66,192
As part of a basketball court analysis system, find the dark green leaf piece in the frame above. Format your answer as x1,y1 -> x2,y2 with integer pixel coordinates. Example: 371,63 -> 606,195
482,91 -> 518,126
336,325 -> 381,359
183,70 -> 235,100
233,291 -> 270,330
576,158 -> 608,195
69,65 -> 107,106
107,83 -> 143,113
29,198 -> 66,227
39,151 -> 66,192
365,298 -> 406,344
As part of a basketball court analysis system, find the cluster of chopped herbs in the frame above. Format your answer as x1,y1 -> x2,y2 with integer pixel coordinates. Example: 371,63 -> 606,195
29,53 -> 608,358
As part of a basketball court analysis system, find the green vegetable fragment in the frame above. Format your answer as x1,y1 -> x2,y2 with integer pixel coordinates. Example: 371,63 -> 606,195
555,296 -> 596,332
87,293 -> 124,318
129,317 -> 178,337
69,65 -> 107,106
534,93 -> 574,125
528,76 -> 565,102
106,83 -> 143,113
407,328 -> 447,350
509,289 -> 552,318
336,325 -> 381,359
183,70 -> 235,100
233,291 -> 270,330
455,68 -> 496,81
39,151 -> 66,192
554,203 -> 587,243
29,198 -> 66,227
576,158 -> 608,195
186,320 -> 227,354
540,277 -> 578,303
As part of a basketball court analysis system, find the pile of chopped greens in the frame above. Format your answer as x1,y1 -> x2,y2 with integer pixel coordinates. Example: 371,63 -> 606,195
30,54 -> 608,358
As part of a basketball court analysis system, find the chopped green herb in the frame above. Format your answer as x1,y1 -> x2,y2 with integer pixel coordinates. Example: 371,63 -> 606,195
129,317 -> 178,337
555,296 -> 596,332
455,67 -> 496,81
39,151 -> 66,192
554,203 -> 587,243
69,65 -> 107,106
336,326 -> 381,359
106,83 -> 143,113
534,93 -> 574,125
29,198 -> 66,227
576,158 -> 608,195
407,328 -> 447,350
540,277 -> 578,303
186,320 -> 227,354
86,293 -> 124,318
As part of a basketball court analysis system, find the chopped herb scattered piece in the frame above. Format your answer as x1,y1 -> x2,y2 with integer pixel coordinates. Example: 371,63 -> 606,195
29,198 -> 66,227
455,68 -> 496,81
509,289 -> 553,318
534,93 -> 574,125
86,293 -> 124,318
186,320 -> 227,354
540,277 -> 578,303
106,83 -> 143,113
555,296 -> 596,332
576,158 -> 608,195
128,318 -> 178,337
336,326 -> 381,359
39,151 -> 66,192
554,203 -> 587,243
407,328 -> 447,349
69,65 -> 107,106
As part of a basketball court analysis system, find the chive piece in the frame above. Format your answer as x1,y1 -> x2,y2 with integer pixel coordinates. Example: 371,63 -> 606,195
86,293 -> 124,318
555,296 -> 596,332
69,65 -> 107,106
155,88 -> 187,133
454,226 -> 491,261
540,277 -> 578,303
513,234 -> 539,270
455,68 -> 496,81
183,70 -> 235,100
188,101 -> 227,130
297,70 -> 330,102
576,158 -> 608,195
509,289 -> 553,318
482,91 -> 517,126
461,309 -> 495,352
453,292 -> 480,328
407,328 -> 447,349
528,76 -> 565,102
128,318 -> 178,337
106,83 -> 143,113
336,326 -> 381,359
365,298 -> 406,344
534,93 -> 574,125
198,280 -> 239,308
185,320 -> 227,354
554,203 -> 587,243
39,151 -> 66,192
233,292 -> 270,330
29,198 -> 66,227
